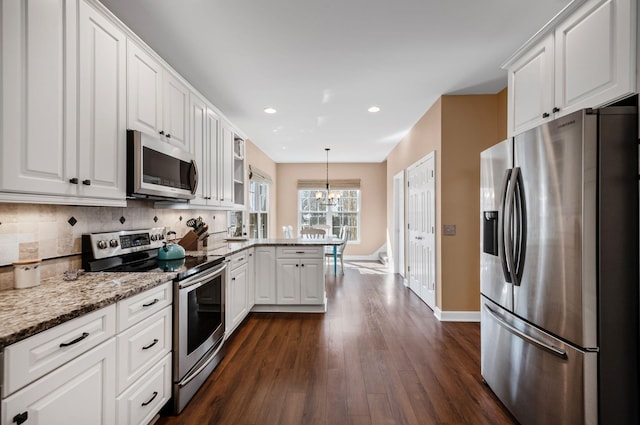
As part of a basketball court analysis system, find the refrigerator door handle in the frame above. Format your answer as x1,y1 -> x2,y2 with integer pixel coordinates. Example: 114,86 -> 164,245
503,168 -> 519,285
483,303 -> 568,360
498,168 -> 513,283
513,168 -> 527,284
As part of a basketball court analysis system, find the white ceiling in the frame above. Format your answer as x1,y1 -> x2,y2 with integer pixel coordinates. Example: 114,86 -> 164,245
101,0 -> 572,163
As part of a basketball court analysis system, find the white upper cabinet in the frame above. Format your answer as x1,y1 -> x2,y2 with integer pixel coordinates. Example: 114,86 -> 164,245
554,0 -> 636,112
504,0 -> 636,136
220,123 -> 236,207
1,0 -> 126,205
78,0 -> 127,200
127,40 -> 163,140
127,40 -> 190,151
190,92 -> 222,207
507,34 -> 555,136
1,0 -> 77,197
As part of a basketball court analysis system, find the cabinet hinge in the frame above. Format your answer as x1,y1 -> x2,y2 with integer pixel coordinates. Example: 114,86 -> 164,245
407,265 -> 410,272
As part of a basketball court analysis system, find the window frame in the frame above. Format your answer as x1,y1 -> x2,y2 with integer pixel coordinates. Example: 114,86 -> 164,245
249,180 -> 269,239
297,188 -> 361,243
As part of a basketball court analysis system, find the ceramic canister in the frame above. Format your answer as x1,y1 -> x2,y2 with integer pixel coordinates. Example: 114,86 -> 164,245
12,259 -> 41,289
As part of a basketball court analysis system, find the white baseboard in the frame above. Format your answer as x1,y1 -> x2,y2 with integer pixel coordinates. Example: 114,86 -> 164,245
434,307 -> 480,322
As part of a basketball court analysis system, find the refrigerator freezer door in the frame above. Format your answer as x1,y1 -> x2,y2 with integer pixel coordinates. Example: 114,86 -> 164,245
480,139 -> 513,310
513,110 -> 598,348
481,296 -> 597,425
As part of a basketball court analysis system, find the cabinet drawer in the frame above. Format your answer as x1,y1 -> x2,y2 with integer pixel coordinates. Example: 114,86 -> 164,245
117,306 -> 171,394
229,251 -> 249,270
117,281 -> 172,332
3,305 -> 116,397
117,352 -> 171,425
276,246 -> 323,258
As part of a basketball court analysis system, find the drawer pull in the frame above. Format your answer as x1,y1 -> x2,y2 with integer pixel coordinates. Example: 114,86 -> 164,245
142,339 -> 159,350
295,251 -> 305,254
142,298 -> 159,307
238,257 -> 245,261
13,412 -> 28,424
141,391 -> 158,407
59,332 -> 89,348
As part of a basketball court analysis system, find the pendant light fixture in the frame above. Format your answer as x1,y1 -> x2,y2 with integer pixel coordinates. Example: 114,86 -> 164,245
316,148 -> 340,206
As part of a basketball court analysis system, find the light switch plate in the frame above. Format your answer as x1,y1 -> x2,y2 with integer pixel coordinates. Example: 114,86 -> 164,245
443,224 -> 456,236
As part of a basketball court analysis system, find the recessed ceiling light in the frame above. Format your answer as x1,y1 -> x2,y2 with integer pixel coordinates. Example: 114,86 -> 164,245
368,106 -> 381,113
264,107 -> 277,114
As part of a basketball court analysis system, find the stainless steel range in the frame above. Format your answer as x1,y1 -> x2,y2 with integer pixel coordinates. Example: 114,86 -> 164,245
82,228 -> 227,414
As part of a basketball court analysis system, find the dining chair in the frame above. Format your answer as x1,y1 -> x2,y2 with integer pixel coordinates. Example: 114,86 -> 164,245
325,225 -> 348,274
282,225 -> 294,239
300,227 -> 326,239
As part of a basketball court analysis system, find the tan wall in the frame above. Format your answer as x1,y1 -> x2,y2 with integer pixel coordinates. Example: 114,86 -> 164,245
277,162 -> 387,256
497,87 -> 508,141
440,95 -> 501,311
385,93 -> 506,313
386,98 -> 442,302
245,140 -> 278,238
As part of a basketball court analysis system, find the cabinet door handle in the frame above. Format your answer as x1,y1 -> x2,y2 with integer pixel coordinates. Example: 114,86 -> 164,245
232,277 -> 236,280
552,106 -> 560,113
295,264 -> 299,267
249,253 -> 253,256
142,298 -> 159,307
59,332 -> 89,348
542,112 -> 550,118
301,264 -> 305,267
142,339 -> 159,350
13,412 -> 28,425
141,391 -> 158,407
166,134 -> 171,138
159,130 -> 165,135
69,177 -> 79,184
82,179 -> 91,186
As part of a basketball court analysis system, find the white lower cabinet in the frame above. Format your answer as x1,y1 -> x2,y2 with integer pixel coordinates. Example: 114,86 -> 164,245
275,255 -> 324,305
0,283 -> 173,425
247,248 -> 256,309
116,306 -> 172,394
116,353 -> 171,425
254,247 -> 276,304
226,252 -> 250,337
1,338 -> 116,425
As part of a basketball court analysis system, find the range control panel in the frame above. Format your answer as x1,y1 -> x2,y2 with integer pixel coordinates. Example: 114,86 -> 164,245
85,228 -> 166,259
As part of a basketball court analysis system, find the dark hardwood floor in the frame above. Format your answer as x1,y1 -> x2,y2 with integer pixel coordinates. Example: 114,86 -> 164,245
158,261 -> 517,425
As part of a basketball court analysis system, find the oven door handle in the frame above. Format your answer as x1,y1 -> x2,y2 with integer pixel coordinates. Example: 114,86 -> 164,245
178,341 -> 225,388
178,263 -> 227,290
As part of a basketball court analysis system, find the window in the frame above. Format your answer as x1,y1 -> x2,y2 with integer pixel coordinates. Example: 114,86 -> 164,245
298,189 -> 360,242
249,180 -> 269,239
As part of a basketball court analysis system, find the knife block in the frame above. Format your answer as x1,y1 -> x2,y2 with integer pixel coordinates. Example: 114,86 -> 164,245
178,230 -> 199,250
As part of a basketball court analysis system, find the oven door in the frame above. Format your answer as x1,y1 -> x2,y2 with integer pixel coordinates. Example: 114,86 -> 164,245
175,262 -> 226,381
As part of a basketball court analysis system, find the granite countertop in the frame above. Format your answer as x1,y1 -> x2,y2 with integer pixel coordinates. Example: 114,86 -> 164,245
0,239 -> 337,349
207,237 -> 343,257
0,271 -> 176,349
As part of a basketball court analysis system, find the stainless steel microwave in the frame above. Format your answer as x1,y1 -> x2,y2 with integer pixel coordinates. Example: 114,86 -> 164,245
126,130 -> 197,201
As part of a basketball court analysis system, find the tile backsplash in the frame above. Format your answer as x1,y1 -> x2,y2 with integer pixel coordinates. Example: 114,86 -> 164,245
0,201 -> 229,290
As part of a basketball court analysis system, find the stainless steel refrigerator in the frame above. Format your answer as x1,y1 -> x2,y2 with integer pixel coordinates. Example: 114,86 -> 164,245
480,106 -> 638,424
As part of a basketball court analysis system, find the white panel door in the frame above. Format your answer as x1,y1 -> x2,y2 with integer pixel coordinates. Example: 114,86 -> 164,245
554,0 -> 635,113
508,34 -> 555,136
423,154 -> 436,309
77,0 -> 126,200
127,40 -> 162,138
1,0 -> 77,195
230,263 -> 248,329
407,153 -> 436,311
162,71 -> 190,150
